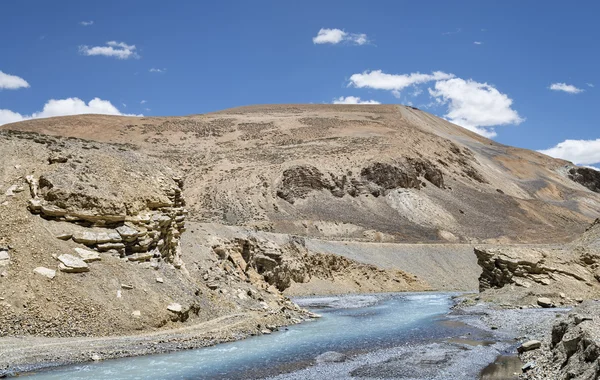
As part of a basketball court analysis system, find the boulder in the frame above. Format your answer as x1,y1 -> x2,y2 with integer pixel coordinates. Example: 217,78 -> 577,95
127,252 -> 154,262
74,247 -> 101,263
57,254 -> 89,273
116,225 -> 138,241
33,267 -> 56,279
0,250 -> 9,266
167,303 -> 182,313
72,231 -> 98,245
55,233 -> 73,241
518,340 -> 542,353
537,297 -> 554,308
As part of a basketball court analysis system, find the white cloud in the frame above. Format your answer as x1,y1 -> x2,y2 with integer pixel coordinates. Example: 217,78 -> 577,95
332,96 -> 380,105
442,28 -> 461,35
149,68 -> 166,73
474,41 -> 483,45
79,21 -> 94,26
313,28 -> 369,45
0,71 -> 30,90
346,69 -> 524,138
586,83 -> 594,88
549,82 -> 584,94
140,100 -> 147,104
79,41 -> 139,59
428,78 -> 524,138
539,139 -> 600,166
349,70 -> 455,92
0,97 -> 139,126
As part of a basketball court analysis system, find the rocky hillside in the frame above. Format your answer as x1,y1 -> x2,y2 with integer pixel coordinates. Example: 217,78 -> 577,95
3,104 -> 600,244
0,129 -> 424,344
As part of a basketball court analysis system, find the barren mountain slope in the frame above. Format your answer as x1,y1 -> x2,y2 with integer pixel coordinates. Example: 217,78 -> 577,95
4,104 -> 599,244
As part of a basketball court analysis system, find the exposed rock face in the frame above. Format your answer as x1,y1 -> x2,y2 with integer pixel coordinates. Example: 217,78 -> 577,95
277,159 -> 444,203
520,302 -> 600,380
548,303 -> 600,380
475,219 -> 600,305
569,167 -> 600,193
209,236 -> 428,293
10,130 -> 188,267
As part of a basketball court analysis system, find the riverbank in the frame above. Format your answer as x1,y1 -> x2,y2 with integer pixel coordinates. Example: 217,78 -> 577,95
0,309 -> 317,377
2,292 -> 574,379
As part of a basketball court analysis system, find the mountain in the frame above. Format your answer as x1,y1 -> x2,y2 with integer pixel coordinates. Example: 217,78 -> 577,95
1,104 -> 600,373
3,104 -> 599,244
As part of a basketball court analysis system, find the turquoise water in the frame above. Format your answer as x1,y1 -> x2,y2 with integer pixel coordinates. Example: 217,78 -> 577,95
26,293 -> 462,379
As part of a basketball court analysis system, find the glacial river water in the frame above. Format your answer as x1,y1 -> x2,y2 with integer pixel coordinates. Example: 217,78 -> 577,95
26,292 -> 507,380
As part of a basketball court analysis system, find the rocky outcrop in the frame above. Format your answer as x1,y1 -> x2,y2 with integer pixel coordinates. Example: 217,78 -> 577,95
547,303 -> 600,379
475,219 -> 600,305
209,236 -> 428,293
569,167 -> 600,193
475,246 -> 595,292
17,131 -> 188,267
520,302 -> 600,380
277,158 -> 444,203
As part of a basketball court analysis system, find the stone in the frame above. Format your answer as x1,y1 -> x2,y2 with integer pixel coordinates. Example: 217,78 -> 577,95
116,225 -> 139,241
132,310 -> 141,317
72,231 -> 98,245
33,267 -> 56,279
537,297 -> 554,308
96,242 -> 125,252
167,303 -> 182,313
521,361 -> 536,372
55,233 -> 73,241
518,340 -> 542,353
127,252 -> 154,262
108,232 -> 123,243
156,277 -> 164,283
91,354 -> 102,361
0,251 -> 10,265
121,284 -> 134,290
57,254 -> 89,273
74,247 -> 101,262
316,351 -> 348,363
575,298 -> 584,303
95,233 -> 112,244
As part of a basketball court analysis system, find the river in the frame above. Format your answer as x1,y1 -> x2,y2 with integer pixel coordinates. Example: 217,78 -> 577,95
25,292 -> 516,379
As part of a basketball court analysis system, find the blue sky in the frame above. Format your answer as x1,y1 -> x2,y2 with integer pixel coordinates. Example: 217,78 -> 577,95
1,1 -> 599,166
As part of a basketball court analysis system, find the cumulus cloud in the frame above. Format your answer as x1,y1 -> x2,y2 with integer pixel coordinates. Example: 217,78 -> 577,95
313,28 -> 369,45
538,139 -> 600,166
149,68 -> 166,73
428,78 -> 524,138
0,71 -> 30,90
0,97 -> 139,126
549,82 -> 584,94
349,70 -> 455,92
79,41 -> 139,59
347,69 -> 523,138
332,96 -> 380,104
79,20 -> 94,26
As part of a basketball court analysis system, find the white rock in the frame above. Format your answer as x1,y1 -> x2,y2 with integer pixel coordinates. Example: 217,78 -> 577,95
74,247 -> 101,263
167,303 -> 182,313
156,277 -> 164,283
33,267 -> 56,279
132,310 -> 141,317
57,254 -> 89,273
72,231 -> 97,245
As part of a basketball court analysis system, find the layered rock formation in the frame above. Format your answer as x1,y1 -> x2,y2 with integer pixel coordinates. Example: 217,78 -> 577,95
519,302 -> 600,380
475,219 -> 600,305
208,235 -> 428,294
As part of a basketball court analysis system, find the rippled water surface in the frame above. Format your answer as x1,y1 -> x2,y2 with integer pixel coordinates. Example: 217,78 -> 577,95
27,292 -> 468,380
